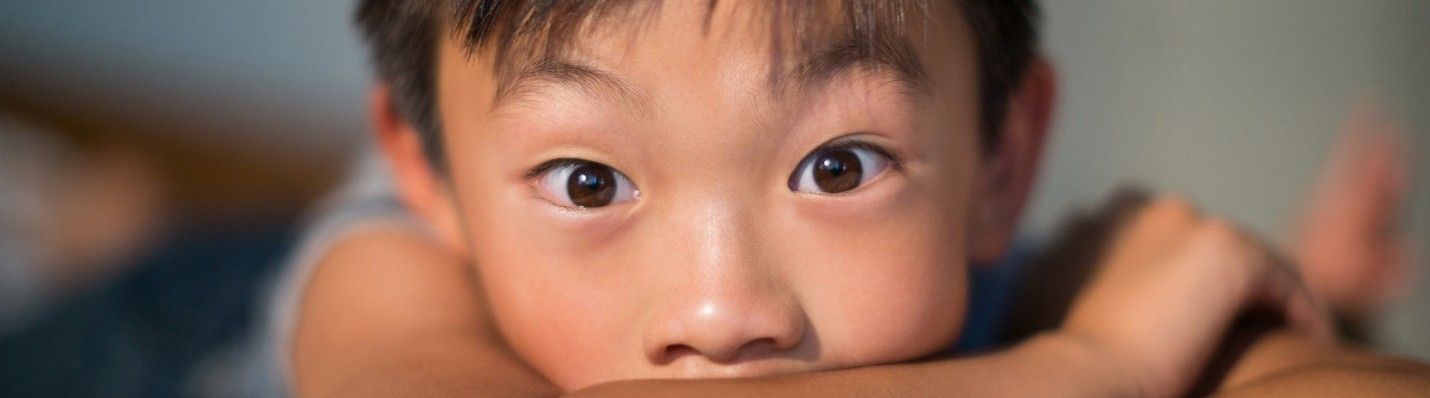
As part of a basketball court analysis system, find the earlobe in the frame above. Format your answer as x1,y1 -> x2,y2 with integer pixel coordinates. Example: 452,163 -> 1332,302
968,57 -> 1058,264
370,86 -> 468,254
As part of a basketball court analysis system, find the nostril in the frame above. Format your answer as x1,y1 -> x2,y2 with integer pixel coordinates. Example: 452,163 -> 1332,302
646,296 -> 809,366
663,344 -> 700,361
743,337 -> 781,352
733,337 -> 786,360
663,337 -> 787,364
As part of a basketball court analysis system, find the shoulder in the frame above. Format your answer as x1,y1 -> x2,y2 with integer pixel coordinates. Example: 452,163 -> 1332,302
292,225 -> 489,394
297,223 -> 482,343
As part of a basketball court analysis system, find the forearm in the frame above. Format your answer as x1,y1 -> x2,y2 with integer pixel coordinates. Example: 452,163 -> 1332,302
299,230 -> 1126,397
304,336 -> 560,397
293,227 -> 562,398
571,333 -> 1129,398
1216,329 -> 1430,397
1220,363 -> 1430,397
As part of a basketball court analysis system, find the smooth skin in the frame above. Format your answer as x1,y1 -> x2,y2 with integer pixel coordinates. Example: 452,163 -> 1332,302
293,1 -> 1429,396
293,201 -> 1430,397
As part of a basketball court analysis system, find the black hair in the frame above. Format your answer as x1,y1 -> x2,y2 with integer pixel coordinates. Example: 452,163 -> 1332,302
355,0 -> 1039,174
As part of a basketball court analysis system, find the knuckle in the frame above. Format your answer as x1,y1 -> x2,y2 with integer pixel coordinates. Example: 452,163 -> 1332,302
1196,217 -> 1240,242
1141,195 -> 1198,223
1190,218 -> 1258,262
1152,195 -> 1194,213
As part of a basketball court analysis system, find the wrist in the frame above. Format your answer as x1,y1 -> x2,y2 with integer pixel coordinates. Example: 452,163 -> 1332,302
1035,331 -> 1141,398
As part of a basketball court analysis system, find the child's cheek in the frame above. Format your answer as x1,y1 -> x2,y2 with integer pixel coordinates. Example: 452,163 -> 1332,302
812,256 -> 967,365
772,166 -> 972,365
473,248 -> 643,391
783,198 -> 969,367
462,201 -> 641,390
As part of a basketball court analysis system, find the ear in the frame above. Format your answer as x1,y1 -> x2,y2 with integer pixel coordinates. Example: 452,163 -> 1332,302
371,85 -> 468,254
968,57 -> 1057,265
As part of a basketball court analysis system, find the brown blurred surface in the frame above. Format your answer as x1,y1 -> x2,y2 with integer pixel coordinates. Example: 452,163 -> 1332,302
0,93 -> 343,224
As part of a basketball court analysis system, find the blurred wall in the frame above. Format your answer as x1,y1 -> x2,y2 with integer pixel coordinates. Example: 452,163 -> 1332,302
0,1 -> 370,220
1031,1 -> 1430,358
0,0 -> 369,159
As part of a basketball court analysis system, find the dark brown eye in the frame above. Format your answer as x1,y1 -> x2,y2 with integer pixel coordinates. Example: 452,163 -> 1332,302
533,159 -> 638,209
791,144 -> 893,194
567,163 -> 616,207
812,149 -> 863,193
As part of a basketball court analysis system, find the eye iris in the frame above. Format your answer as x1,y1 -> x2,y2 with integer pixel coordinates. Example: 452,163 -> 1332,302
813,149 -> 863,193
566,164 -> 616,207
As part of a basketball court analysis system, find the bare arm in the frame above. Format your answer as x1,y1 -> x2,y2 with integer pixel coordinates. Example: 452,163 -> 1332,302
571,334 -> 1120,397
293,226 -> 1125,397
294,195 -> 1372,397
1004,189 -> 1430,397
292,226 -> 558,397
1216,330 -> 1430,397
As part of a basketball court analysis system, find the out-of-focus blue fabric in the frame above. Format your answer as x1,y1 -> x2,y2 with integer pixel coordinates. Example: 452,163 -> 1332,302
0,222 -> 294,398
955,239 -> 1037,353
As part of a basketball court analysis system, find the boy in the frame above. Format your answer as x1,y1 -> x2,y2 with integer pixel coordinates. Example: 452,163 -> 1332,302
285,0 -> 1430,396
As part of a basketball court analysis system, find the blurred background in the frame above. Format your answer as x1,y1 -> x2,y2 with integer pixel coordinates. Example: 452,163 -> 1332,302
0,0 -> 1425,396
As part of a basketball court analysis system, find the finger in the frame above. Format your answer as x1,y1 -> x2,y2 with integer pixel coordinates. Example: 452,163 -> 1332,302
1198,219 -> 1336,343
1114,196 -> 1202,262
1268,258 -> 1336,343
1248,238 -> 1336,343
1374,238 -> 1416,304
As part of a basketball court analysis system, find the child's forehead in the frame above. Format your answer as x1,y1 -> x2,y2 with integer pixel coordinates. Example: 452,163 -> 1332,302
447,0 -> 965,110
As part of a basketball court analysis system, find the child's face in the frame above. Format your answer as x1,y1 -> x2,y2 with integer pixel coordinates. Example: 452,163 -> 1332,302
426,1 -> 1005,391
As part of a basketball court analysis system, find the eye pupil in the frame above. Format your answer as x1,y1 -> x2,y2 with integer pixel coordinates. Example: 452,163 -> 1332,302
813,149 -> 863,193
567,163 -> 616,207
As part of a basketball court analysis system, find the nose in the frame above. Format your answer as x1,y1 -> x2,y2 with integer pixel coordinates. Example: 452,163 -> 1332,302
641,200 -> 808,365
644,292 -> 808,364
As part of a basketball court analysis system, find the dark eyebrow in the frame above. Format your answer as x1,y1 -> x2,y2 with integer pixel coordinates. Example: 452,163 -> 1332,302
777,35 -> 930,99
492,59 -> 650,113
489,36 -> 927,112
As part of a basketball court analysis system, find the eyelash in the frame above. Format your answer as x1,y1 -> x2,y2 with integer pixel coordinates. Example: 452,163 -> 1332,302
525,158 -> 589,179
521,136 -> 902,194
815,137 -> 903,169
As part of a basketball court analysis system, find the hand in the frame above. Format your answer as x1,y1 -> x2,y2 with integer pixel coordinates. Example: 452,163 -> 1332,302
1291,103 -> 1415,318
1060,197 -> 1333,398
